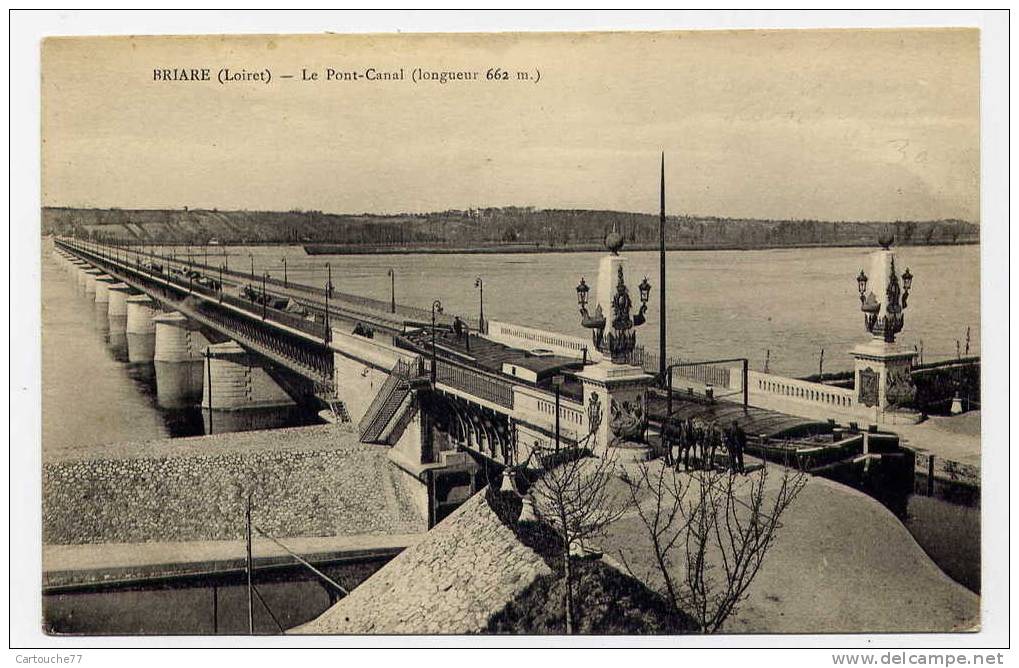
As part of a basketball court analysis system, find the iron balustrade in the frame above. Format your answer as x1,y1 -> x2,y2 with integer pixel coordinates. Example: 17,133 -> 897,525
57,239 -> 334,386
433,359 -> 515,408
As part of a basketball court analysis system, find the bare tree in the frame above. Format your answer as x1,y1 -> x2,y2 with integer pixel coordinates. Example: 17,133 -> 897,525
526,443 -> 626,634
621,461 -> 806,633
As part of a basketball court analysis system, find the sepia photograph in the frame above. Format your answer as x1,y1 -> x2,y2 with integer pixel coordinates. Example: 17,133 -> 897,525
9,9 -> 1010,653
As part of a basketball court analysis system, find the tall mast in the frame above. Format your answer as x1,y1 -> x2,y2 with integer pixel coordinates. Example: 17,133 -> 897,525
659,152 -> 667,383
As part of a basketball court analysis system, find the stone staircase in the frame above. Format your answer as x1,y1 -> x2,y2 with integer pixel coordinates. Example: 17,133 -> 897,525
358,361 -> 416,443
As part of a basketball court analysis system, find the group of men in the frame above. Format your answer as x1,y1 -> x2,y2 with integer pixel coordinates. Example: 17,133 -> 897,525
664,417 -> 747,474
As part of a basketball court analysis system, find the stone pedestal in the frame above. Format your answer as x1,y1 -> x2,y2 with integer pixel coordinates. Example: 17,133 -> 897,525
574,361 -> 654,459
850,339 -> 921,425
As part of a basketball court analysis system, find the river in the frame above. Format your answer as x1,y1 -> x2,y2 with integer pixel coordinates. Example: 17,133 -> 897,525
44,243 -> 979,456
203,243 -> 979,377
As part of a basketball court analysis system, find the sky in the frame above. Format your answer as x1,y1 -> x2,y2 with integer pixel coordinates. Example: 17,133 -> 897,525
41,29 -> 980,222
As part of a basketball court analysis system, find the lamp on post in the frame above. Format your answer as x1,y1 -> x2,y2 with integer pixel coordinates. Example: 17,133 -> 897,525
249,253 -> 255,282
856,270 -> 868,304
326,263 -> 334,298
387,268 -> 396,313
638,276 -> 652,306
475,276 -> 485,334
552,374 -> 564,453
324,278 -> 331,344
575,277 -> 590,309
261,272 -> 268,320
281,257 -> 288,287
430,300 -> 443,386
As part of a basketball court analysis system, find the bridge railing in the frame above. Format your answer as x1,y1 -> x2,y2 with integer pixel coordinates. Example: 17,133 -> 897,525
434,359 -> 515,409
60,238 -> 334,382
125,244 -> 472,328
393,333 -> 515,409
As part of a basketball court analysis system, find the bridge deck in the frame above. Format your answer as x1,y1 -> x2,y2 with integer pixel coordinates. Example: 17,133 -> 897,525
647,390 -> 829,439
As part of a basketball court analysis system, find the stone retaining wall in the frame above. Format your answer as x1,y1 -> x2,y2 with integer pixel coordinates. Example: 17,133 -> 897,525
43,425 -> 425,544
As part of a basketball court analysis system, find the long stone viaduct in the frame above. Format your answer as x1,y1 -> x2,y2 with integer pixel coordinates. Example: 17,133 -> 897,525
55,236 -> 945,525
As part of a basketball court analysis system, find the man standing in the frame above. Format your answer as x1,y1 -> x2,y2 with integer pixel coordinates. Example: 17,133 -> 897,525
730,420 -> 747,474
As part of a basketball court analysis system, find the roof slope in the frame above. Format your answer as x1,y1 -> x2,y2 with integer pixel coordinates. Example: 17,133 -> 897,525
293,490 -> 550,634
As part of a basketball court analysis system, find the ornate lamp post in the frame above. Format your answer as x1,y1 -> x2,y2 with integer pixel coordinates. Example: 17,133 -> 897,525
430,300 -> 443,386
475,275 -> 485,333
281,257 -> 288,287
856,257 -> 914,342
851,236 -> 918,416
387,268 -> 396,313
326,262 -> 334,298
576,232 -> 650,363
249,253 -> 255,282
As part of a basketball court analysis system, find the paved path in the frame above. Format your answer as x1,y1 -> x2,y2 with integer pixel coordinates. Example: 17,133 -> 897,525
890,411 -> 981,469
599,460 -> 978,633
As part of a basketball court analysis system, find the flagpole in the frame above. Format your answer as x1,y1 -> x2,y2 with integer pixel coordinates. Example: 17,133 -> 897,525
659,152 -> 667,383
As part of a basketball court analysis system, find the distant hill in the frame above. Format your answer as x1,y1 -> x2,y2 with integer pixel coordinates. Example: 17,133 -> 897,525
41,206 -> 979,250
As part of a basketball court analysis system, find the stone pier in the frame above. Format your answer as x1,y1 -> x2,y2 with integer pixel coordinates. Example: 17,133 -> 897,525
126,294 -> 159,335
153,312 -> 211,363
107,284 -> 132,322
93,276 -> 115,304
78,268 -> 100,294
201,341 -> 294,411
154,361 -> 204,408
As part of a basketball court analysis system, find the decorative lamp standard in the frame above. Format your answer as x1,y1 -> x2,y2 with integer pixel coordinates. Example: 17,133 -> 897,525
326,263 -> 334,298
430,300 -> 443,386
855,255 -> 914,343
249,253 -> 255,282
576,231 -> 650,362
387,268 -> 396,313
475,276 -> 485,333
281,257 -> 288,287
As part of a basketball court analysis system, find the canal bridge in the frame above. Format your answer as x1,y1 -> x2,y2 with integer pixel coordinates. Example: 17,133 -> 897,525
52,236 -> 869,527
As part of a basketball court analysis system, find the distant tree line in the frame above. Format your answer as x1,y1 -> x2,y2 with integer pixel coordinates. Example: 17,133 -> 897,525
42,206 -> 979,249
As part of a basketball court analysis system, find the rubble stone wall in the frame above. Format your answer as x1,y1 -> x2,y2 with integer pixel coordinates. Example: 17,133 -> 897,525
43,425 -> 425,544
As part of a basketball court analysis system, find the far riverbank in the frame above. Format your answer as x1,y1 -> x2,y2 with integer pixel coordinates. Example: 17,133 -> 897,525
304,239 -> 981,256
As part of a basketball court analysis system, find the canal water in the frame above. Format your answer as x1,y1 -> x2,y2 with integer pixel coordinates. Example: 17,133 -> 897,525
43,558 -> 389,635
42,251 -> 320,461
188,243 -> 979,378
